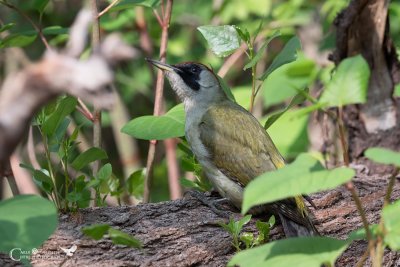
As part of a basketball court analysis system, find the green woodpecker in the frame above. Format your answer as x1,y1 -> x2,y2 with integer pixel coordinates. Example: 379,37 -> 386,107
147,59 -> 318,237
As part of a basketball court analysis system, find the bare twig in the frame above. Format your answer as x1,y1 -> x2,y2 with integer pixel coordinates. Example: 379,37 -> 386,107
217,43 -> 247,78
165,139 -> 182,200
98,0 -> 120,18
143,0 -> 174,203
0,1 -> 51,50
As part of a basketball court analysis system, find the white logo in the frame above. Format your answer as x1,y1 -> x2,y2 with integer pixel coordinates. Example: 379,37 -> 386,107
59,245 -> 77,256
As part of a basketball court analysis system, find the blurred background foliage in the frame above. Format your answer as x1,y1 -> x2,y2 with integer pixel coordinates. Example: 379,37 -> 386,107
0,0 -> 399,204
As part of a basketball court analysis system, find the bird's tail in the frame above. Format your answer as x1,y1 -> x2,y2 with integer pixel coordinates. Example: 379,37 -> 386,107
278,213 -> 319,237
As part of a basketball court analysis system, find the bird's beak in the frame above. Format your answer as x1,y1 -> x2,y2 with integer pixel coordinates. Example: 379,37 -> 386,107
145,58 -> 179,72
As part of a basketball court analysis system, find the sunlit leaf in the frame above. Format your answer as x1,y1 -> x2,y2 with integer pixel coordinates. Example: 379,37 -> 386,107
0,34 -> 37,48
229,236 -> 349,267
82,224 -> 110,240
383,200 -> 400,250
319,55 -> 370,107
365,147 -> 400,167
242,154 -> 354,214
198,25 -> 241,57
108,228 -> 142,248
121,104 -> 185,140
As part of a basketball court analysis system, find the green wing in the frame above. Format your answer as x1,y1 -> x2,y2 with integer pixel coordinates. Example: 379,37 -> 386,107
198,101 -> 284,186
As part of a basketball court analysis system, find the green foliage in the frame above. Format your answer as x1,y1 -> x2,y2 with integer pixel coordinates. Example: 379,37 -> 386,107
365,147 -> 400,167
198,25 -> 241,57
319,55 -> 370,107
82,224 -> 142,248
71,147 -> 108,171
383,200 -> 400,250
219,215 -> 275,251
0,195 -> 57,253
259,36 -> 302,81
42,96 -> 77,136
395,84 -> 400,97
127,169 -> 146,198
242,153 -> 355,214
122,104 -> 185,140
228,236 -> 349,267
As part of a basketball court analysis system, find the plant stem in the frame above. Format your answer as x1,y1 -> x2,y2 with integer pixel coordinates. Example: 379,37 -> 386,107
248,44 -> 256,113
97,0 -> 120,18
143,0 -> 173,203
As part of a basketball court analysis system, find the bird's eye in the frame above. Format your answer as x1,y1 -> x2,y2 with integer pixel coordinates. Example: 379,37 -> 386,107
191,67 -> 198,73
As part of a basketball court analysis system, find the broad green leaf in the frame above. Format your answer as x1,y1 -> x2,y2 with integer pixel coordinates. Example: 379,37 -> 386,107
71,147 -> 108,170
82,224 -> 110,240
242,154 -> 354,213
198,25 -> 241,57
127,169 -> 145,197
121,104 -> 185,140
395,84 -> 400,97
111,0 -> 160,11
0,23 -> 15,33
33,169 -> 53,190
365,147 -> 400,167
383,200 -> 400,250
108,228 -> 142,248
0,195 -> 57,253
42,96 -> 77,136
259,36 -> 302,81
264,88 -> 308,129
228,236 -> 349,267
244,30 -> 281,70
218,76 -> 236,102
319,55 -> 370,107
0,34 -> 37,48
33,0 -> 49,13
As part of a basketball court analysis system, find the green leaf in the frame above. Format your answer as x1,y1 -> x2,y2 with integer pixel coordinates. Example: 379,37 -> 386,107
228,236 -> 349,267
218,76 -> 236,102
198,25 -> 241,57
319,55 -> 370,107
0,195 -> 58,253
33,169 -> 53,190
383,200 -> 400,250
240,232 -> 254,249
243,30 -> 281,70
97,164 -> 112,181
32,0 -> 49,13
364,147 -> 400,167
0,34 -> 37,48
71,147 -> 108,170
42,96 -> 77,136
0,23 -> 15,33
264,88 -> 308,129
108,228 -> 142,248
347,225 -> 379,242
82,224 -> 110,240
242,154 -> 354,214
111,0 -> 160,11
258,36 -> 302,81
121,104 -> 185,140
127,169 -> 145,197
235,27 -> 250,43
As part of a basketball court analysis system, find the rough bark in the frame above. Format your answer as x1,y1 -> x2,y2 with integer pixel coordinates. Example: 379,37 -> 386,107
1,168 -> 399,266
331,0 -> 400,134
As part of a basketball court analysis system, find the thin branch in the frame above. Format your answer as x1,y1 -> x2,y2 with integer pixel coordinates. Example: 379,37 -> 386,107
152,9 -> 164,27
165,139 -> 182,200
78,98 -> 94,121
90,0 -> 102,177
217,43 -> 247,78
98,0 -> 121,18
0,1 -> 51,50
143,0 -> 174,203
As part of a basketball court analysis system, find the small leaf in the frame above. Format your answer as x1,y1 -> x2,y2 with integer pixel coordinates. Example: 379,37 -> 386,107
33,169 -> 53,189
264,88 -> 308,129
228,236 -> 349,267
258,36 -> 302,81
394,83 -> 400,97
242,154 -> 354,214
244,30 -> 281,70
0,34 -> 37,48
32,0 -> 49,13
0,23 -> 15,33
71,147 -> 108,170
240,232 -> 254,249
364,147 -> 400,167
127,169 -> 145,197
383,200 -> 400,250
97,164 -> 112,181
82,224 -> 110,240
347,225 -> 379,242
108,228 -> 142,248
235,27 -> 250,43
42,96 -> 77,136
319,55 -> 370,107
198,25 -> 241,57
121,104 -> 185,140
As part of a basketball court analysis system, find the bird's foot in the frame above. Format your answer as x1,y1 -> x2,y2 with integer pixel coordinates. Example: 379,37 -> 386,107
185,190 -> 231,218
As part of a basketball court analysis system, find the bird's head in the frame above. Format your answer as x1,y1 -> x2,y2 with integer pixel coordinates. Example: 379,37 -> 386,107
146,59 -> 227,108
